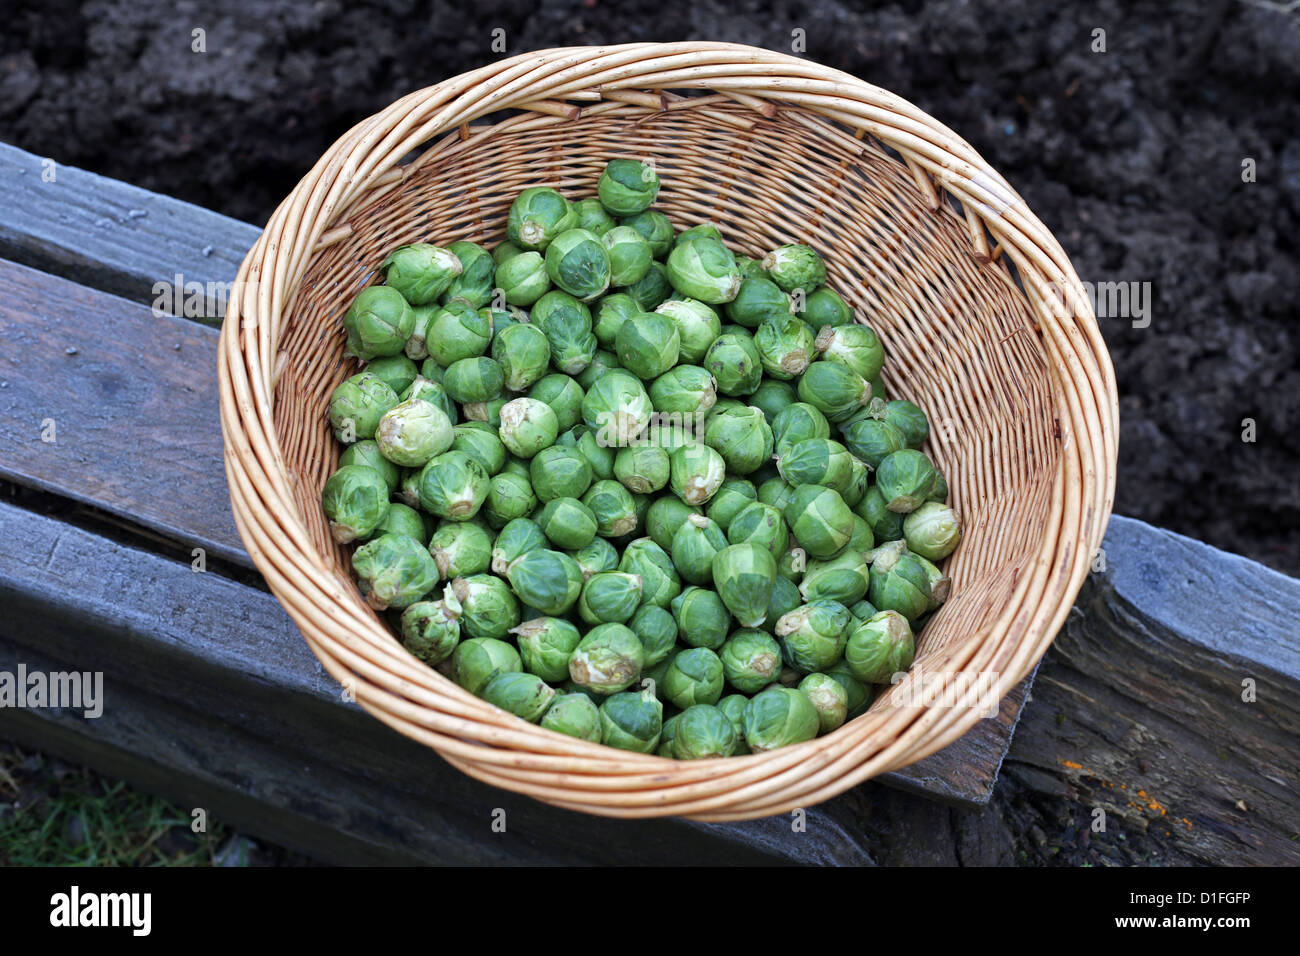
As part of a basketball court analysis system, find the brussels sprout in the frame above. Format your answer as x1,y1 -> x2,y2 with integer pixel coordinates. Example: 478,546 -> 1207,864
416,450 -> 490,520
401,304 -> 435,362
716,694 -> 751,755
598,691 -> 662,753
703,331 -> 762,397
662,647 -> 725,708
493,240 -> 524,265
670,586 -> 731,651
777,546 -> 807,582
443,240 -> 495,309
570,428 -> 615,480
712,543 -> 777,629
762,572 -> 803,632
666,237 -> 742,304
800,286 -> 854,328
571,197 -> 617,237
703,479 -> 757,535
815,324 -> 885,382
443,355 -> 506,406
743,686 -> 820,752
540,692 -> 602,741
799,673 -> 848,733
845,609 -> 915,683
425,300 -> 492,367
775,600 -> 852,672
824,661 -> 872,717
670,222 -> 722,247
450,423 -> 507,477
752,315 -> 815,381
655,713 -> 681,757
581,369 -> 653,447
703,404 -> 773,476
623,260 -> 674,312
504,548 -> 584,616
928,468 -> 949,503
494,397 -> 557,458
571,350 -> 620,393
380,244 -> 462,305
627,605 -> 677,670
866,539 -> 934,621
369,501 -> 427,543
486,305 -> 530,338
726,276 -> 794,329
776,439 -> 852,496
528,497 -> 594,552
418,358 -> 446,384
645,497 -> 699,552
545,228 -> 611,302
669,443 -> 726,506
401,376 -> 458,425
761,244 -> 826,293
322,464 -> 391,543
719,630 -> 782,694
337,441 -> 399,495
654,298 -> 722,365
848,597 -> 880,621
647,365 -> 717,418
912,553 -> 951,608
490,517 -> 548,574
570,537 -> 620,581
601,226 -> 654,287
462,397 -> 509,428
615,312 -> 680,381
757,477 -> 796,513
428,519 -> 493,580
580,479 -> 638,538
531,290 -> 597,374
597,158 -> 660,216
782,484 -> 854,559
365,354 -> 419,395
394,469 -> 422,510
352,533 -> 438,610
847,513 -> 875,552
619,209 -> 674,258
726,502 -> 789,562
903,501 -> 961,561
671,704 -> 738,759
797,361 -> 872,422
451,636 -> 522,696
482,471 -> 536,528
748,380 -> 797,425
520,378 -> 579,437
578,572 -> 643,625
569,623 -> 645,695
770,401 -> 831,459
869,399 -> 929,450
508,616 -> 582,684
612,444 -> 670,495
523,445 -> 591,504
854,485 -> 905,542
400,586 -> 462,664
666,513 -> 726,586
451,575 -> 521,641
507,186 -> 577,251
592,293 -> 640,350
329,372 -> 399,444
484,324 -> 546,394
482,670 -> 556,722
799,550 -> 871,605
618,538 -> 682,608
875,449 -> 938,514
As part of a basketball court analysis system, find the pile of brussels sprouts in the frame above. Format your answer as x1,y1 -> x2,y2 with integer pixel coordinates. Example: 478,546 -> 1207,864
320,158 -> 963,759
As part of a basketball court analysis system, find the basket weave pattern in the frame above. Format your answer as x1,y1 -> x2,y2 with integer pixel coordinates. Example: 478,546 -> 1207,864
219,43 -> 1118,821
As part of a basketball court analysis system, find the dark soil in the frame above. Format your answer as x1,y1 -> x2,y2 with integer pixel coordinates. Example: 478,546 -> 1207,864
2,0 -> 1297,575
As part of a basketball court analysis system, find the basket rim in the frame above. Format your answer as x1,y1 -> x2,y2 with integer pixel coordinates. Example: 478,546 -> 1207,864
218,41 -> 1118,821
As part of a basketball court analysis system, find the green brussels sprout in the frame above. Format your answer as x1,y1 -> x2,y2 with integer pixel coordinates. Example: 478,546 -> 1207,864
505,548 -> 584,616
619,209 -> 674,258
452,636 -> 522,695
776,437 -> 854,494
329,372 -> 400,444
483,471 -> 537,528
507,186 -> 577,251
847,513 -> 875,552
824,661 -> 872,717
614,312 -> 680,381
711,542 -> 777,629
401,376 -> 458,425
865,540 -> 933,621
705,479 -> 758,534
425,300 -> 492,367
573,197 -> 617,237
581,479 -> 639,538
486,305 -> 530,338
404,304 -> 438,361
845,609 -> 915,683
775,600 -> 852,672
490,517 -> 548,574
524,374 -> 584,434
716,694 -> 751,755
569,428 -> 615,480
669,513 -> 729,586
719,630 -> 782,694
545,228 -> 612,302
485,324 -> 546,394
574,350 -> 624,392
670,586 -> 731,651
928,468 -> 949,503
757,477 -> 796,513
655,714 -> 680,757
912,553 -> 951,607
601,226 -> 654,287
581,369 -> 653,447
726,275 -> 794,329
462,397 -> 510,428
673,223 -> 724,247
540,692 -> 602,742
569,623 -> 645,695
493,240 -> 524,265
527,444 -> 593,503
726,502 -> 789,561
777,546 -> 807,582
753,316 -> 816,381
428,519 -> 494,580
613,444 -> 671,494
352,533 -> 438,610
799,673 -> 848,733
743,686 -> 820,752
380,244 -> 463,305
645,496 -> 700,552
598,691 -> 662,753
655,298 -> 722,365
530,496 -> 595,551
418,357 -> 446,384
761,244 -> 826,293
799,550 -> 871,605
571,535 -> 620,579
771,401 -> 831,458
672,704 -> 739,759
451,575 -> 521,640
496,397 -> 558,458
799,287 -> 854,328
365,355 -> 419,395
669,443 -> 726,506
666,237 -> 742,304
648,365 -> 717,417
510,616 -> 583,684
748,379 -> 798,424
902,501 -> 962,561
597,159 -> 661,217
578,572 -> 643,625
374,397 -> 455,468
662,647 -> 725,708
627,605 -> 677,670
371,501 -> 428,542
399,586 -> 462,664
735,255 -> 766,279
876,448 -> 938,514
842,456 -> 871,509
416,450 -> 490,520
531,290 -> 597,374
339,438 -> 401,492
443,241 -> 496,309
763,573 -> 803,633
871,399 -> 930,449
450,422 -> 507,476
782,484 -> 854,560
618,538 -> 682,608
592,293 -> 640,349
322,464 -> 391,543
854,485 -> 905,542
797,360 -> 872,422
394,468 -> 422,509
482,670 -> 556,722
703,331 -> 763,397
623,260 -> 674,312
815,324 -> 885,382
704,404 -> 773,475
848,598 -> 880,621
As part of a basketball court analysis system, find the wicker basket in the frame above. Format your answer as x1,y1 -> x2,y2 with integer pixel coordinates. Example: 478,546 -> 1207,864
218,42 -> 1117,821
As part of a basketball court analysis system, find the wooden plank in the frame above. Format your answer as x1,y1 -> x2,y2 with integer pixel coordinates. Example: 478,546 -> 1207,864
0,255 -> 1022,808
0,142 -> 260,321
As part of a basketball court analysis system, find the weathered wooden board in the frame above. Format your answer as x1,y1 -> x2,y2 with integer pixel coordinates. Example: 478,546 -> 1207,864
0,254 -> 1028,809
0,142 -> 260,321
